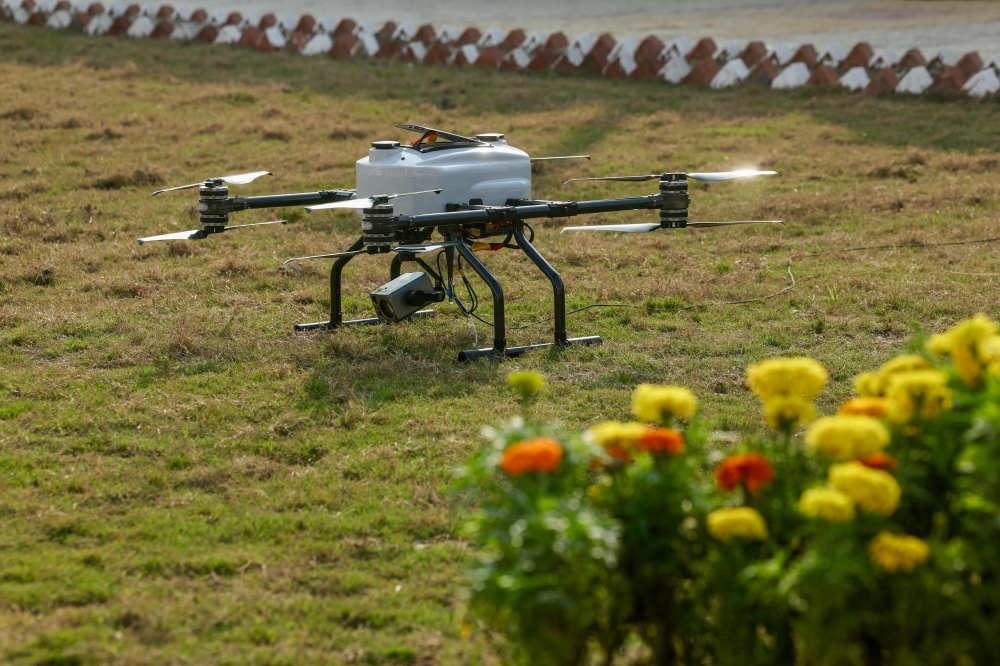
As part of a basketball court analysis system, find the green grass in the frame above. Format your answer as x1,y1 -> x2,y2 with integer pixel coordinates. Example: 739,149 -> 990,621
1,22 -> 999,665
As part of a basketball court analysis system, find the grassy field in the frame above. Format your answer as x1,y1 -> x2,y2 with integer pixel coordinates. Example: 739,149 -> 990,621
1,23 -> 999,665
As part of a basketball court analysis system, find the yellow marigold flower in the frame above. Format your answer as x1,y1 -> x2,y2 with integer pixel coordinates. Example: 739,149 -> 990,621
854,355 -> 932,397
885,370 -> 953,423
799,487 -> 856,522
506,371 -> 545,400
707,507 -> 768,542
838,397 -> 889,418
746,357 -> 828,400
805,415 -> 890,461
853,372 -> 882,398
878,354 -> 932,378
869,531 -> 930,573
828,462 -> 901,516
588,421 -> 648,451
932,314 -> 998,352
631,384 -> 698,422
762,395 -> 817,431
928,315 -> 1000,387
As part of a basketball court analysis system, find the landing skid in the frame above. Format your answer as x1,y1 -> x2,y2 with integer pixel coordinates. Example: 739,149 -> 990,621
294,222 -> 602,361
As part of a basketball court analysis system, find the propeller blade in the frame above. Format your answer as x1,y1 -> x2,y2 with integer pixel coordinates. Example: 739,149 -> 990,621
387,188 -> 443,200
687,220 -> 784,228
137,220 -> 287,245
563,170 -> 779,185
305,189 -> 442,213
282,250 -> 367,265
137,229 -> 208,244
220,171 -> 272,185
305,199 -> 373,212
392,242 -> 458,254
560,223 -> 662,234
224,219 -> 288,230
151,182 -> 204,197
687,170 -> 779,181
530,155 -> 591,162
151,171 -> 272,196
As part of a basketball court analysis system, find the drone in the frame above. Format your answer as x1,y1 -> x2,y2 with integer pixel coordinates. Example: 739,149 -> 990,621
139,125 -> 780,361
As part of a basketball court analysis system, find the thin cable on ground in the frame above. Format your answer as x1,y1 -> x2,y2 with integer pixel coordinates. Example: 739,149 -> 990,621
793,236 -> 1000,259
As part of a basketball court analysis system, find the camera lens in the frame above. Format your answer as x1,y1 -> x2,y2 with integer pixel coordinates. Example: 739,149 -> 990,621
379,299 -> 395,320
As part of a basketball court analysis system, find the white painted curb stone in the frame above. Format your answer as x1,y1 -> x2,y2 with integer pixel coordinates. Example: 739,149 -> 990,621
710,58 -> 749,89
301,32 -> 333,56
127,16 -> 155,38
963,68 -> 1000,97
896,66 -> 933,94
659,56 -> 691,84
771,62 -> 810,89
839,66 -> 870,91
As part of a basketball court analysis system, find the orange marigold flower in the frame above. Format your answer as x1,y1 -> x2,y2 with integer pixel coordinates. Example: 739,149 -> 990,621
499,437 -> 564,476
638,427 -> 685,456
605,445 -> 632,463
838,397 -> 890,418
858,452 -> 898,471
716,453 -> 775,493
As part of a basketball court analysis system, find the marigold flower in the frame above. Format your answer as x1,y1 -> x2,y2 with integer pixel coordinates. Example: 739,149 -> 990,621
588,421 -> 647,449
858,452 -> 898,471
854,356 -> 931,397
853,372 -> 882,398
869,531 -> 930,573
804,415 -> 890,461
799,487 -> 856,522
499,437 -> 563,476
506,371 -> 545,401
716,453 -> 775,493
928,315 -> 1000,387
746,357 -> 828,400
879,354 -> 933,378
632,384 -> 698,423
838,397 -> 890,418
637,427 -> 685,456
588,422 -> 647,464
762,395 -> 817,431
885,370 -> 953,423
707,507 -> 768,542
828,462 -> 901,515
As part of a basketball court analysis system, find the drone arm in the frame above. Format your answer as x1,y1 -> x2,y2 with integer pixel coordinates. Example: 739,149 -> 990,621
230,189 -> 356,212
396,194 -> 662,229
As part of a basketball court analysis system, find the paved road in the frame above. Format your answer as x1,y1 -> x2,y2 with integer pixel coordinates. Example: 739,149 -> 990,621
215,0 -> 1000,55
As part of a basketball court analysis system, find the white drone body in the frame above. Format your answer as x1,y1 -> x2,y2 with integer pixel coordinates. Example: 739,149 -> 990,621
355,134 -> 531,216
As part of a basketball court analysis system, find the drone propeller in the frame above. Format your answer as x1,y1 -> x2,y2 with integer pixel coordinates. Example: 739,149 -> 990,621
563,170 -> 778,185
304,189 -> 443,213
138,219 -> 288,245
560,220 -> 784,233
151,171 -> 273,196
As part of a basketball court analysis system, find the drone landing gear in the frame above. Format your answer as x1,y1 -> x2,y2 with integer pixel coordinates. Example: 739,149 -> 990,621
293,236 -> 436,331
293,228 -> 602,361
455,224 -> 601,362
